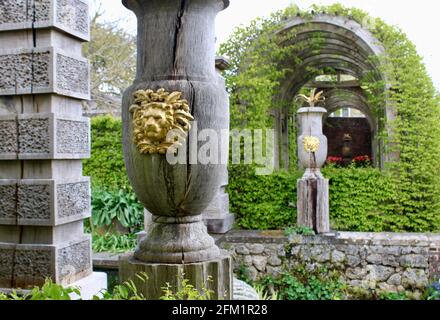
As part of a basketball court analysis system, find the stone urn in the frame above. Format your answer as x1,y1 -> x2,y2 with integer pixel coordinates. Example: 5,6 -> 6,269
297,107 -> 328,178
121,0 -> 230,264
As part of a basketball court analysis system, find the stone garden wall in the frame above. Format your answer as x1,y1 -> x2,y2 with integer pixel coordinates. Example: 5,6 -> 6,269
218,231 -> 440,297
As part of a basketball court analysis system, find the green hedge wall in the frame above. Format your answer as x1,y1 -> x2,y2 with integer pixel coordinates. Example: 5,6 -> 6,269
85,116 -> 439,232
228,165 -> 417,232
83,115 -> 129,190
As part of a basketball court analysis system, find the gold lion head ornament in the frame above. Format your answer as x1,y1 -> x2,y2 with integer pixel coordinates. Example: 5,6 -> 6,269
129,88 -> 194,154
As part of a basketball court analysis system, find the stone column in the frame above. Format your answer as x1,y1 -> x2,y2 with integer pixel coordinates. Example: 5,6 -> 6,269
0,0 -> 106,297
296,107 -> 330,234
119,0 -> 232,300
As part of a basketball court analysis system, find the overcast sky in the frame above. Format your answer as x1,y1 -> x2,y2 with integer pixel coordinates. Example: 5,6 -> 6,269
93,0 -> 440,90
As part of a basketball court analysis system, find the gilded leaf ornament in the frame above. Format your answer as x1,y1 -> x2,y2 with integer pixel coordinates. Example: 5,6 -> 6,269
303,136 -> 320,153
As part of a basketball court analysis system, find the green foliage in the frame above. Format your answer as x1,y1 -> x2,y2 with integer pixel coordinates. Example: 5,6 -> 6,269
0,279 -> 80,300
220,4 -> 440,232
424,280 -> 440,300
227,165 -> 300,230
258,266 -> 346,300
229,165 -> 432,232
91,188 -> 144,232
92,232 -> 137,253
160,277 -> 214,301
378,291 -> 410,300
98,273 -> 148,300
322,166 -> 399,232
84,115 -> 129,190
236,264 -> 253,284
284,226 -> 315,236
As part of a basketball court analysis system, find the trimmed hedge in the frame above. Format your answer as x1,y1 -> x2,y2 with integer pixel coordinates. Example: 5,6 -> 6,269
228,165 -> 405,232
85,115 -> 439,233
84,115 -> 129,190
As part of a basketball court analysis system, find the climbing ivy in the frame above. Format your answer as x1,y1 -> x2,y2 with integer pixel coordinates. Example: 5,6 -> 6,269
219,4 -> 440,232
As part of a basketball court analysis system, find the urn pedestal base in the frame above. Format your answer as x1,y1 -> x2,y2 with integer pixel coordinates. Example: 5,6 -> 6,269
119,251 -> 233,300
297,174 -> 330,234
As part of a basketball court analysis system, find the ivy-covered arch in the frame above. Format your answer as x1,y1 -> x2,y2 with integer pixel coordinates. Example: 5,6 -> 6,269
220,4 -> 440,231
275,14 -> 392,169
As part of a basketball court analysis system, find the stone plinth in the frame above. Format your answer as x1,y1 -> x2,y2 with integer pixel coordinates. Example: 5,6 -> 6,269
119,251 -> 233,300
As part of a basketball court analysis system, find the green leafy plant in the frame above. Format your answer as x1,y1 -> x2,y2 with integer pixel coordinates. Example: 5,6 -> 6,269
378,291 -> 410,300
228,165 -> 300,230
91,188 -> 144,233
254,284 -> 279,300
284,226 -> 316,236
258,266 -> 346,300
97,273 -> 148,300
160,276 -> 214,300
229,165 -> 408,232
424,280 -> 440,300
236,264 -> 252,285
84,115 -> 129,190
92,232 -> 137,253
0,279 -> 80,300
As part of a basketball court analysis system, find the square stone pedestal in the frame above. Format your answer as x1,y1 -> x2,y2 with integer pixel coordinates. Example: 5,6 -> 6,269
119,251 -> 233,300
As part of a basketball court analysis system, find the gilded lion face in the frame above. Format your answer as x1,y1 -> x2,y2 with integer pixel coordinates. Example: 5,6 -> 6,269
129,88 -> 194,154
141,107 -> 172,141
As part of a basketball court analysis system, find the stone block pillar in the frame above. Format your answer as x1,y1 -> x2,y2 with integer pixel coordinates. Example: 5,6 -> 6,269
0,0 -> 106,296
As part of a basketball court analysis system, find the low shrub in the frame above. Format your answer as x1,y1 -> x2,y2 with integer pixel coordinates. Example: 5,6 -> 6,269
92,232 -> 137,253
258,266 -> 346,300
91,188 -> 144,234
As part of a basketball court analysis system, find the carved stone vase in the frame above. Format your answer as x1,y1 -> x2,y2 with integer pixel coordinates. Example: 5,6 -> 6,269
121,0 -> 230,265
297,107 -> 328,178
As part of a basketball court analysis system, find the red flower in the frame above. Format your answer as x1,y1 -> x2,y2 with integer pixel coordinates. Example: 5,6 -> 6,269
327,156 -> 343,164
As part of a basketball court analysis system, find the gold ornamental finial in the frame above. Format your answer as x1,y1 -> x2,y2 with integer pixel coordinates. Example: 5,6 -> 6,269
296,88 -> 325,107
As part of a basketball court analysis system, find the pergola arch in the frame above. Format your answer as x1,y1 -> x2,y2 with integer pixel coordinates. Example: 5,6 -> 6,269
271,14 -> 390,169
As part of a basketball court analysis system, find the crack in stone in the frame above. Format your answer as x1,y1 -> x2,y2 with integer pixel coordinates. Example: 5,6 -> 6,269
172,0 -> 187,78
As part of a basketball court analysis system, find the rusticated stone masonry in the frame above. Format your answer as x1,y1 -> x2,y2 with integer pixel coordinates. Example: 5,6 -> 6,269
219,231 -> 440,299
0,0 -> 96,290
